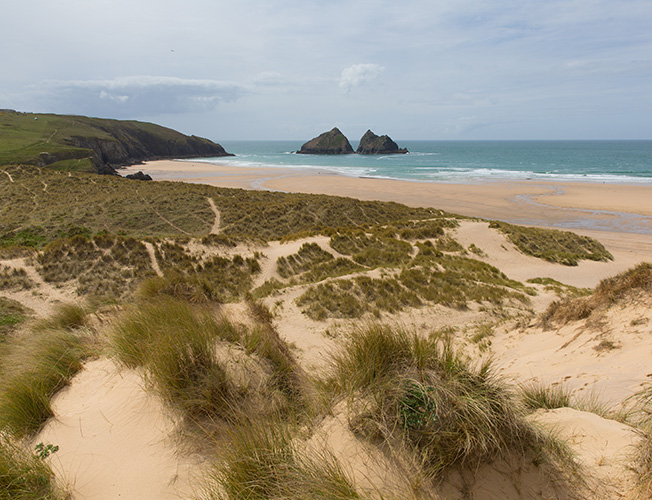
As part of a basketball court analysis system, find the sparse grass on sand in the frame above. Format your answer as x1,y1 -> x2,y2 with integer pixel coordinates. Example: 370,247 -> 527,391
542,262 -> 652,326
489,221 -> 613,266
0,297 -> 31,340
325,324 -> 577,482
0,433 -> 65,500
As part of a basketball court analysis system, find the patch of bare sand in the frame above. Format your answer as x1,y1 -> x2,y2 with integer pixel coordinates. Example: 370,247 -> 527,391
493,295 -> 652,404
35,359 -> 204,500
530,408 -> 641,498
0,257 -> 78,317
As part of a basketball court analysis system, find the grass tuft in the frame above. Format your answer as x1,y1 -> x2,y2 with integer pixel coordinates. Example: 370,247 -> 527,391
111,297 -> 305,425
0,433 -> 66,500
542,262 -> 652,326
327,324 -> 562,478
0,329 -> 88,437
201,418 -> 364,500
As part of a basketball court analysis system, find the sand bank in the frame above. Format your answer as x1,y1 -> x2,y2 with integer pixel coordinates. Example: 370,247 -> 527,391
125,160 -> 652,235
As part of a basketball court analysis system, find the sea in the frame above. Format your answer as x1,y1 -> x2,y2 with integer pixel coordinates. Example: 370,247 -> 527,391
201,140 -> 652,185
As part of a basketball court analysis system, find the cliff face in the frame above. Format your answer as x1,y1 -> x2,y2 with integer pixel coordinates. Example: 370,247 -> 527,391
356,130 -> 408,155
62,119 -> 232,174
0,111 -> 232,175
297,128 -> 354,155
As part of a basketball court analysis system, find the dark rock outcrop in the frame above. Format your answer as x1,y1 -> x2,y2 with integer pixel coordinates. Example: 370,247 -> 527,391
125,171 -> 153,181
297,128 -> 354,155
356,130 -> 408,155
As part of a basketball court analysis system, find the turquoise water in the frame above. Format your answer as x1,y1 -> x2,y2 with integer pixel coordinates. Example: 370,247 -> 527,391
201,140 -> 652,184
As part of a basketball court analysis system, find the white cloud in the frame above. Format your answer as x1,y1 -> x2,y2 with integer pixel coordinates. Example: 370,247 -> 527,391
339,64 -> 384,92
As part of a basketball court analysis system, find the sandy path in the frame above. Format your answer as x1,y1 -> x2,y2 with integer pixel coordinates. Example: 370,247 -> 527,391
207,197 -> 221,234
143,242 -> 163,277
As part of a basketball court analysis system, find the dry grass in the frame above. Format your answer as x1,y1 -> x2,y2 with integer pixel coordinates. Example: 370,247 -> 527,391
542,262 -> 652,326
0,266 -> 35,291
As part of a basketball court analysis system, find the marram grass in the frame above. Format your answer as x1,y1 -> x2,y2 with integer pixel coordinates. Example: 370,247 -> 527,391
0,328 -> 87,437
327,324 -> 579,481
0,433 -> 65,500
200,418 -> 365,500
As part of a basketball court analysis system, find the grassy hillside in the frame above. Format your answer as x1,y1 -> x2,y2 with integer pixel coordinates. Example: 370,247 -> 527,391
0,110 -> 230,174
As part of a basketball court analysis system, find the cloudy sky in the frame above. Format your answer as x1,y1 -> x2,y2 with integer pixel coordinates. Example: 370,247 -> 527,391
2,0 -> 651,141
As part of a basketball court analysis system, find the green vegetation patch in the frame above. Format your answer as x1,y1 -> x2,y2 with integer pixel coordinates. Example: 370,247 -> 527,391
36,234 -> 155,299
1,165 -> 445,252
0,297 -> 31,340
277,243 -> 334,279
330,231 -> 413,268
489,221 -> 613,266
151,243 -> 261,303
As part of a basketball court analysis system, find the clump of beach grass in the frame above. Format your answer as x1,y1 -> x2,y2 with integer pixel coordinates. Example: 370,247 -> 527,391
0,265 -> 35,291
0,433 -> 66,500
326,324 -> 578,482
200,417 -> 366,500
0,328 -> 88,437
521,382 -> 573,411
34,303 -> 88,332
111,296 -> 306,427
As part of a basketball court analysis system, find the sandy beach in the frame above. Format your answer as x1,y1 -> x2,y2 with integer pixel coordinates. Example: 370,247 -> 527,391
126,160 -> 652,235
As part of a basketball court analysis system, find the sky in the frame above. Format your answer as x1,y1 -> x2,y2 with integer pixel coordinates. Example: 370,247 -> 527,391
2,0 -> 652,141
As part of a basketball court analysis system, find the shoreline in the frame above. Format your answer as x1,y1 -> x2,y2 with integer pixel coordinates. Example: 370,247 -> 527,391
125,160 -> 652,236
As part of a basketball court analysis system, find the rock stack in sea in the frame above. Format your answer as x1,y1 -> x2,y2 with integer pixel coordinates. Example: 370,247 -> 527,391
356,130 -> 408,155
296,128 -> 354,155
